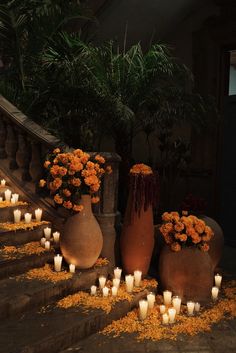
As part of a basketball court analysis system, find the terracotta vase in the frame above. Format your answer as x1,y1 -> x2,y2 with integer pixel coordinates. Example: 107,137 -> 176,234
159,245 -> 214,303
60,194 -> 103,269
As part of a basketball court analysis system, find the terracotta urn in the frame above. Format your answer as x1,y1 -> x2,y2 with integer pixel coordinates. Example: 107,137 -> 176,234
60,194 -> 103,269
159,245 -> 214,303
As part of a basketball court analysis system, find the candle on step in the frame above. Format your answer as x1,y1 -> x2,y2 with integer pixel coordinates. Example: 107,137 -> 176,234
160,305 -> 166,314
13,209 -> 21,223
35,208 -> 42,222
172,296 -> 181,314
12,193 -> 19,202
212,286 -> 219,301
91,285 -> 97,296
162,313 -> 169,325
214,274 -> 222,288
10,196 -> 16,204
125,274 -> 134,293
168,308 -> 176,323
24,213 -> 32,224
102,286 -> 109,297
112,278 -> 120,289
1,179 -> 6,187
163,290 -> 172,305
187,301 -> 195,316
99,276 -> 106,289
134,270 -> 142,287
45,240 -> 50,250
139,300 -> 148,320
69,264 -> 75,273
114,267 -> 122,279
112,286 -> 118,296
40,237 -> 46,246
147,292 -> 155,309
53,231 -> 60,243
0,197 -> 3,202
194,302 -> 201,312
44,227 -> 51,240
54,254 -> 62,272
4,189 -> 11,201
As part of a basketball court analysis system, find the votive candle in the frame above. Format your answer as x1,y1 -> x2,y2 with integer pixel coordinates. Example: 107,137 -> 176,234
54,254 -> 62,272
12,193 -> 19,202
215,274 -> 222,288
99,276 -> 106,289
113,278 -> 120,289
69,264 -> 75,273
212,286 -> 219,301
194,302 -> 201,312
125,274 -> 134,293
45,240 -> 50,250
102,286 -> 109,297
35,208 -> 42,222
187,301 -> 195,316
0,197 -> 3,202
114,267 -> 122,279
163,290 -> 172,305
1,179 -> 6,187
134,270 -> 142,287
160,305 -> 166,314
162,313 -> 169,325
168,308 -> 176,324
53,231 -> 60,243
112,286 -> 118,296
139,300 -> 148,320
147,292 -> 155,309
10,196 -> 16,204
91,285 -> 97,295
172,296 -> 181,314
44,227 -> 51,240
13,209 -> 21,223
24,213 -> 32,224
40,237 -> 46,246
4,189 -> 11,201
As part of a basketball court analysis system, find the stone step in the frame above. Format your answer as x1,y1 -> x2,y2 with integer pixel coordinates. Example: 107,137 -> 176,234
0,288 -> 146,353
0,203 -> 29,222
0,263 -> 109,320
0,222 -> 51,246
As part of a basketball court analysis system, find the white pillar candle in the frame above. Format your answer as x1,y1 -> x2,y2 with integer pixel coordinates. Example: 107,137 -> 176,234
160,305 -> 166,314
4,189 -> 11,201
168,308 -> 176,324
54,254 -> 62,272
212,286 -> 219,301
112,278 -> 120,289
45,240 -> 50,250
194,302 -> 201,312
111,286 -> 118,296
0,197 -> 3,202
172,296 -> 181,314
52,231 -> 60,243
102,286 -> 109,297
214,274 -> 222,288
10,196 -> 16,204
40,237 -> 46,246
13,209 -> 21,223
1,179 -> 6,187
162,313 -> 169,325
24,213 -> 32,223
44,227 -> 51,240
35,208 -> 42,222
91,285 -> 97,295
125,275 -> 134,293
99,276 -> 106,289
134,270 -> 142,287
139,300 -> 148,320
12,193 -> 19,202
187,301 -> 195,316
147,292 -> 155,309
163,290 -> 172,305
69,264 -> 75,273
114,267 -> 122,279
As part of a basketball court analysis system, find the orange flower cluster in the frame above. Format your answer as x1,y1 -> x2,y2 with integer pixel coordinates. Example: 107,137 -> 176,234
159,211 -> 214,252
130,163 -> 153,175
40,148 -> 112,212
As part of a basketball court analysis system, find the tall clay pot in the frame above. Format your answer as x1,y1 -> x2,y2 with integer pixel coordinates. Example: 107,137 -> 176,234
120,165 -> 158,275
60,194 -> 103,269
159,245 -> 214,303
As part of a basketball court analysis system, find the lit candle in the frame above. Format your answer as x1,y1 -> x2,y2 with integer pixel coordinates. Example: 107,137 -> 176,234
114,267 -> 122,279
147,292 -> 155,309
45,240 -> 50,250
35,208 -> 42,222
40,237 -> 46,246
212,286 -> 219,301
52,231 -> 60,243
91,285 -> 97,295
44,227 -> 51,240
172,296 -> 181,314
125,274 -> 134,293
1,179 -> 6,187
160,305 -> 166,314
162,313 -> 169,325
187,301 -> 195,316
102,286 -> 109,297
99,276 -> 106,289
194,302 -> 201,312
54,254 -> 62,272
4,189 -> 11,201
112,278 -> 120,289
13,209 -> 21,223
112,286 -> 118,296
12,193 -> 19,202
69,264 -> 75,273
214,274 -> 222,288
0,197 -> 3,202
24,213 -> 32,223
168,308 -> 176,324
134,270 -> 142,287
163,290 -> 172,305
139,300 -> 148,320
10,196 -> 16,204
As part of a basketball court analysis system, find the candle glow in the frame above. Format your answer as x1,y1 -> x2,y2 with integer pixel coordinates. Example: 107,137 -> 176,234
13,209 -> 21,223
163,290 -> 172,305
114,267 -> 122,279
35,208 -> 42,222
139,300 -> 148,320
134,270 -> 142,287
54,254 -> 62,272
125,275 -> 134,293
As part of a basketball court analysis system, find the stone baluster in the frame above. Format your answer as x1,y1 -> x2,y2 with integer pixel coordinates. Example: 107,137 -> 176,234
0,116 -> 7,158
5,123 -> 18,169
16,132 -> 31,181
29,140 -> 43,182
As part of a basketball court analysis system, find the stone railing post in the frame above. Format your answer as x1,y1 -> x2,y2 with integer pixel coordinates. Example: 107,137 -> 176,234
5,123 -> 18,170
16,132 -> 31,181
0,115 -> 7,158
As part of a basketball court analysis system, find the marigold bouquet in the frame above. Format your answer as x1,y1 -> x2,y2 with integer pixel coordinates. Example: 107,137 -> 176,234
159,211 -> 214,252
39,148 -> 112,212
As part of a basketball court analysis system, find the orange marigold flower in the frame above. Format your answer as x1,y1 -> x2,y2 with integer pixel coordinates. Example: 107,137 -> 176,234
57,153 -> 69,164
58,167 -> 67,176
73,204 -> 84,212
53,148 -> 60,154
50,165 -> 60,177
130,163 -> 153,175
174,222 -> 185,232
63,200 -> 72,209
95,154 -> 105,164
54,194 -> 63,204
195,224 -> 205,234
90,183 -> 100,192
106,165 -> 112,174
200,243 -> 210,252
63,189 -> 71,197
91,196 -> 100,204
71,178 -> 81,187
175,233 -> 187,242
39,179 -> 46,187
44,161 -> 51,168
80,153 -> 90,164
73,149 -> 84,157
162,212 -> 172,222
50,178 -> 62,191
84,175 -> 99,186
171,242 -> 181,252
164,233 -> 174,244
